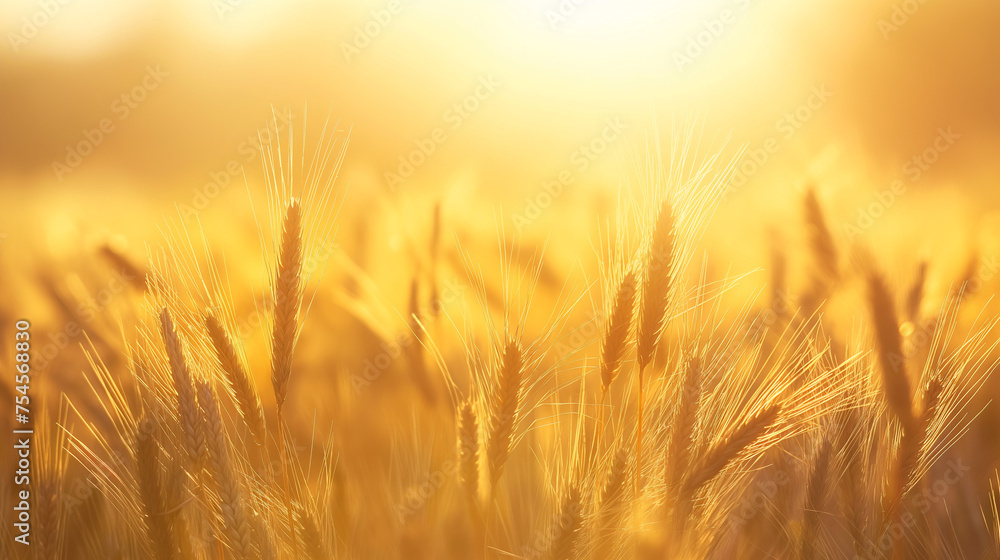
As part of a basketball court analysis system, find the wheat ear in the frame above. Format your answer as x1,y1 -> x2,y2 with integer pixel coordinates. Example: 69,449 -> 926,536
35,466 -> 62,560
198,380 -> 256,559
596,436 -> 631,554
252,511 -> 279,560
884,379 -> 942,560
637,200 -> 675,371
867,270 -> 914,427
296,505 -> 330,560
458,400 -> 486,559
546,483 -> 583,560
458,400 -> 481,512
799,188 -> 839,315
205,313 -> 267,445
271,198 -> 303,411
889,377 -> 943,519
160,308 -> 205,465
636,200 -> 675,494
683,404 -> 782,496
667,355 -> 702,492
601,270 -> 637,393
488,338 -> 524,491
803,187 -> 838,282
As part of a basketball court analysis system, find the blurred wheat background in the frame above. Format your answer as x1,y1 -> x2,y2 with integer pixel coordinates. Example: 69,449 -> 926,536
2,1 -> 1000,559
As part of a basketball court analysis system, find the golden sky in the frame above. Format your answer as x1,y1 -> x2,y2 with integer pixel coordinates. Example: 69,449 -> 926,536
2,0 -> 998,255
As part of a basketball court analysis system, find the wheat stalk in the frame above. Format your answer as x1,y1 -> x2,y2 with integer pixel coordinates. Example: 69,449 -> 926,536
205,313 -> 267,445
135,418 -> 177,560
801,435 -> 832,560
636,200 -> 675,496
34,405 -> 68,560
198,379 -> 257,559
429,201 -> 442,317
837,406 -> 869,557
271,198 -> 304,557
595,435 -> 631,557
407,275 -> 437,404
160,308 -> 205,465
905,261 -> 928,322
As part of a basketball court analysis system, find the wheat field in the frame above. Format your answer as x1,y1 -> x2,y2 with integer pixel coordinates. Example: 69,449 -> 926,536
3,1 -> 1000,559
1,113 -> 999,560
